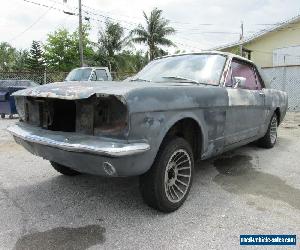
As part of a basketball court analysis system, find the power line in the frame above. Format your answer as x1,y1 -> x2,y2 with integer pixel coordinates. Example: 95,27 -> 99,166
82,6 -> 242,34
82,9 -> 135,30
82,8 -> 242,36
82,4 -> 141,23
40,1 -> 300,36
9,1 -> 55,42
80,2 -> 244,35
82,9 -> 210,49
80,8 -> 228,49
81,2 -> 289,29
18,1 -> 227,51
45,0 -> 68,6
21,0 -> 254,36
23,0 -> 292,52
23,0 -> 62,13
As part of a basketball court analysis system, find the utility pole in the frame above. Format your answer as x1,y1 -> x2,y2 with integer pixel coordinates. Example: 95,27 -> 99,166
78,0 -> 84,66
239,21 -> 244,57
63,0 -> 84,66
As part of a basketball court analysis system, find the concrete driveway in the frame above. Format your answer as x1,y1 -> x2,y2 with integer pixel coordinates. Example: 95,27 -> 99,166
0,113 -> 299,250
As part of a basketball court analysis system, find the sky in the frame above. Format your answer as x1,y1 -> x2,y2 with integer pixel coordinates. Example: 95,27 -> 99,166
0,0 -> 299,53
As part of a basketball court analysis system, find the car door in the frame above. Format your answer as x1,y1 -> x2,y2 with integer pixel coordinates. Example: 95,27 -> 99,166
224,59 -> 266,145
95,69 -> 108,81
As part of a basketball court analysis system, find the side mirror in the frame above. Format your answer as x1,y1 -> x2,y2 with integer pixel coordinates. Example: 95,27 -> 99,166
233,76 -> 247,89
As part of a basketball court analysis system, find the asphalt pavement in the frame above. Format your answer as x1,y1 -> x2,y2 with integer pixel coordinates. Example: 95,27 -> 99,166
0,113 -> 299,250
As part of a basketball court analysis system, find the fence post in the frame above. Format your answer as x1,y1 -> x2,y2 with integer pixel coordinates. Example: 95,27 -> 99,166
44,68 -> 47,84
283,67 -> 287,92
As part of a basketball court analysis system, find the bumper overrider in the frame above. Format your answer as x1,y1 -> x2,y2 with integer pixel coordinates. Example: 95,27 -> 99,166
7,123 -> 151,177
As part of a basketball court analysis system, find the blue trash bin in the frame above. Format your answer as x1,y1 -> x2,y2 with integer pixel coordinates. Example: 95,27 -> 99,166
0,80 -> 38,118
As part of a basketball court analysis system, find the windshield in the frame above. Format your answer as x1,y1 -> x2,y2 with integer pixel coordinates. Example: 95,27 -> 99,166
132,54 -> 227,85
65,68 -> 92,81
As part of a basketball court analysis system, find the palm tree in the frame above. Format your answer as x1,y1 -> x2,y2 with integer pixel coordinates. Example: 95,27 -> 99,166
97,20 -> 131,71
131,8 -> 175,61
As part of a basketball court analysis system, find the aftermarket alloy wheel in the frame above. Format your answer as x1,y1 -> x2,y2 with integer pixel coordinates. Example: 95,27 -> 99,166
140,137 -> 194,212
164,149 -> 192,203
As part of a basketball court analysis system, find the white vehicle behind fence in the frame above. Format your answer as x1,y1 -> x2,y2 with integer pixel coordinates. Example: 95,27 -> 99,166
65,67 -> 113,82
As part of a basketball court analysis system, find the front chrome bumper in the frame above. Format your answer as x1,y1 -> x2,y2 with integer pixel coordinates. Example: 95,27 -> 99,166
7,123 -> 150,157
7,123 -> 153,177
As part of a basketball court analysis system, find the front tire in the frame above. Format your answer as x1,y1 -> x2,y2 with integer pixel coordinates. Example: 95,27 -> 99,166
140,137 -> 194,213
50,161 -> 81,176
257,113 -> 278,148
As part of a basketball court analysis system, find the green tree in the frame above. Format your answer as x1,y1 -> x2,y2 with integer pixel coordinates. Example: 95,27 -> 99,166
0,42 -> 17,71
131,8 -> 175,60
44,28 -> 79,71
115,50 -> 148,73
96,21 -> 130,71
0,42 -> 30,71
26,40 -> 45,71
44,26 -> 94,71
13,49 -> 30,71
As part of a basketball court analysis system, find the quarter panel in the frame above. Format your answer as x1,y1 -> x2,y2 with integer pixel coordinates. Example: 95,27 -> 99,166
264,88 -> 288,123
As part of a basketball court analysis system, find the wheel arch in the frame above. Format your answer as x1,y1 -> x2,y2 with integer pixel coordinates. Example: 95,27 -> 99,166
158,116 -> 205,161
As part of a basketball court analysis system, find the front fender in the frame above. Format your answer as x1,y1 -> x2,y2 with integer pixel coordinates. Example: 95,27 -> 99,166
129,110 -> 211,170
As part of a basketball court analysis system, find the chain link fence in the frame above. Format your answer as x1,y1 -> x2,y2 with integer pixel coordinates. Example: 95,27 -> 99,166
0,71 -> 68,85
262,65 -> 300,111
0,71 -> 136,85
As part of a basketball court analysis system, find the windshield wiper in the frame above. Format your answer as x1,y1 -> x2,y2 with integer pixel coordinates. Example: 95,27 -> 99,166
130,78 -> 151,82
162,76 -> 201,85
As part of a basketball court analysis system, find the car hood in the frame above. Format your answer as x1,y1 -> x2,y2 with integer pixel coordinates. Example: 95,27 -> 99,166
12,80 -> 228,114
12,80 -> 200,100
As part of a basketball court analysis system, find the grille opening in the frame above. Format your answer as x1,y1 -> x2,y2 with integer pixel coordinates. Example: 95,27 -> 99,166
94,96 -> 127,135
48,99 -> 76,132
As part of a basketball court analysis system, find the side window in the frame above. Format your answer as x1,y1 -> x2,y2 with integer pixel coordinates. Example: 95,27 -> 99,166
231,61 -> 257,90
254,68 -> 264,90
96,69 -> 108,81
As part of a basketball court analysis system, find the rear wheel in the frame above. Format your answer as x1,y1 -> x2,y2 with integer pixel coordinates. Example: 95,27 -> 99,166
1,114 -> 5,119
140,137 -> 194,213
50,161 -> 81,176
257,113 -> 278,148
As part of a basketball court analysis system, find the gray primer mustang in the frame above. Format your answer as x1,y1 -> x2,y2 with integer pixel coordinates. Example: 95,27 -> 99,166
8,51 -> 288,212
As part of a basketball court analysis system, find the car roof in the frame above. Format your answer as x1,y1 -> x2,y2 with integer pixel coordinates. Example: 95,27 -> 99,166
156,51 -> 254,65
